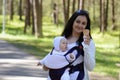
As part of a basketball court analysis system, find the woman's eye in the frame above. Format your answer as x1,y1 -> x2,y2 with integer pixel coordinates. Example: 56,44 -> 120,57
76,20 -> 80,23
82,22 -> 86,25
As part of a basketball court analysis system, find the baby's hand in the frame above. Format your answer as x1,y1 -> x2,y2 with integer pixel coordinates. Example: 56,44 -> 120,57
43,65 -> 49,71
37,62 -> 41,66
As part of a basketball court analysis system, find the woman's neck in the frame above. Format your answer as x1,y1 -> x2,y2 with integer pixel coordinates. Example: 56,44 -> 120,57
72,31 -> 81,38
68,32 -> 81,44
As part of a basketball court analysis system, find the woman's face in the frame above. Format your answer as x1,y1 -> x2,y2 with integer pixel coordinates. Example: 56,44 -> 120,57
72,15 -> 87,34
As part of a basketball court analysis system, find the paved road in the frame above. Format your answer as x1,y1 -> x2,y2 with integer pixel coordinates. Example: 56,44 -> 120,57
0,40 -> 48,80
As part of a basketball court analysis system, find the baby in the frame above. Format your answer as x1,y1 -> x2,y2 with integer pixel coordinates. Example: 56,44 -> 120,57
37,36 -> 75,80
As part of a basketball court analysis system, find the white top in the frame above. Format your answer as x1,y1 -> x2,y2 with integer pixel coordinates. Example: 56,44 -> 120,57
68,39 -> 96,80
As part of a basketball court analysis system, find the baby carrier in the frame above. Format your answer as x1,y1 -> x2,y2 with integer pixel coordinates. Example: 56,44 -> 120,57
48,45 -> 84,80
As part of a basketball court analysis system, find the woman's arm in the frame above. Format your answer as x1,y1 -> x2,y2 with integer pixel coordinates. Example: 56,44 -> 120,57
82,39 -> 96,71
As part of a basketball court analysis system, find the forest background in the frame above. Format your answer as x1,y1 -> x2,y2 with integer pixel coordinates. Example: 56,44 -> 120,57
0,0 -> 120,80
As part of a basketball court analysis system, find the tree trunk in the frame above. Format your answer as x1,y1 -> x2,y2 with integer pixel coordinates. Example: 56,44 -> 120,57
78,0 -> 80,10
33,0 -> 43,38
32,8 -> 35,35
67,0 -> 70,19
52,3 -> 58,25
63,0 -> 70,25
100,0 -> 102,32
101,0 -> 105,33
104,0 -> 109,31
100,0 -> 105,33
24,0 -> 31,34
79,0 -> 84,10
93,0 -> 96,22
111,0 -> 116,30
18,0 -> 23,21
9,0 -> 14,20
119,30 -> 120,48
30,0 -> 35,35
63,0 -> 66,23
72,0 -> 75,14
39,0 -> 43,37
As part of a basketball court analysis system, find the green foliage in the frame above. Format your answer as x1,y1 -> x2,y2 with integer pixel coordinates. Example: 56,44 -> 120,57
0,15 -> 63,59
92,31 -> 120,79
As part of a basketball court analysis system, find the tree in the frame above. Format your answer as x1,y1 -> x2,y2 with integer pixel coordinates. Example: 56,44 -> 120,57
79,0 -> 84,10
18,0 -> 23,21
52,3 -> 58,25
100,0 -> 105,33
9,0 -> 14,20
72,0 -> 76,14
119,30 -> 120,48
30,0 -> 35,35
33,0 -> 43,38
63,0 -> 70,25
93,0 -> 96,22
24,0 -> 31,34
2,0 -> 6,34
104,0 -> 109,31
111,0 -> 116,30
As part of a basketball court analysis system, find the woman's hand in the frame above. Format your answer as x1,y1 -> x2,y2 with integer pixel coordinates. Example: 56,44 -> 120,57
83,35 -> 90,45
83,29 -> 90,45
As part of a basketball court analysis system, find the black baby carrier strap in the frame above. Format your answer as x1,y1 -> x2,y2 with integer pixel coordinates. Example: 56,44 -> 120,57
69,44 -> 85,80
49,46 -> 82,80
49,65 -> 68,80
64,46 -> 81,63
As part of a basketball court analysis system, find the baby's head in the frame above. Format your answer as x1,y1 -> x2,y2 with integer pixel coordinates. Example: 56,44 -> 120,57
53,36 -> 68,52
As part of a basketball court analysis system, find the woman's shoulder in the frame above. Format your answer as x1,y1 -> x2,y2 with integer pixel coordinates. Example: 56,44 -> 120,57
90,39 -> 95,46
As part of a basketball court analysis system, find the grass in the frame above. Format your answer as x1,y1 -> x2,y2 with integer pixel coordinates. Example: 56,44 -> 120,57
0,15 -> 120,79
92,32 -> 120,79
0,15 -> 63,59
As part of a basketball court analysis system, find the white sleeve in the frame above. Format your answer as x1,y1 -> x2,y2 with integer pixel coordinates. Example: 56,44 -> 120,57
39,53 -> 51,65
82,39 -> 96,71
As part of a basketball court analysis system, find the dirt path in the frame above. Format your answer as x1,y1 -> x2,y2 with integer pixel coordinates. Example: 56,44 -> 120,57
89,72 -> 117,80
0,40 -> 48,80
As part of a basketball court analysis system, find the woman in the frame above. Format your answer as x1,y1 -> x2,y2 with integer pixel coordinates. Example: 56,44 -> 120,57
61,10 -> 96,80
43,10 -> 95,80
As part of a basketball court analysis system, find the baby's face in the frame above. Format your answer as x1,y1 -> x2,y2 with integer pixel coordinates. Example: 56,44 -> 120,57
59,38 -> 68,52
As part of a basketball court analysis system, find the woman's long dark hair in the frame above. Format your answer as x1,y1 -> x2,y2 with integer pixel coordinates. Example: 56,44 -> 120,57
61,10 -> 91,45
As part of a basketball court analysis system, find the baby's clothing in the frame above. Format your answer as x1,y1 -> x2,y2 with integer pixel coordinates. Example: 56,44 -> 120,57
40,46 -> 80,80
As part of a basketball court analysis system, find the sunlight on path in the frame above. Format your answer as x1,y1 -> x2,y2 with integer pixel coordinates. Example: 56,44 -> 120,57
89,72 -> 117,80
0,75 -> 47,80
0,40 -> 48,80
